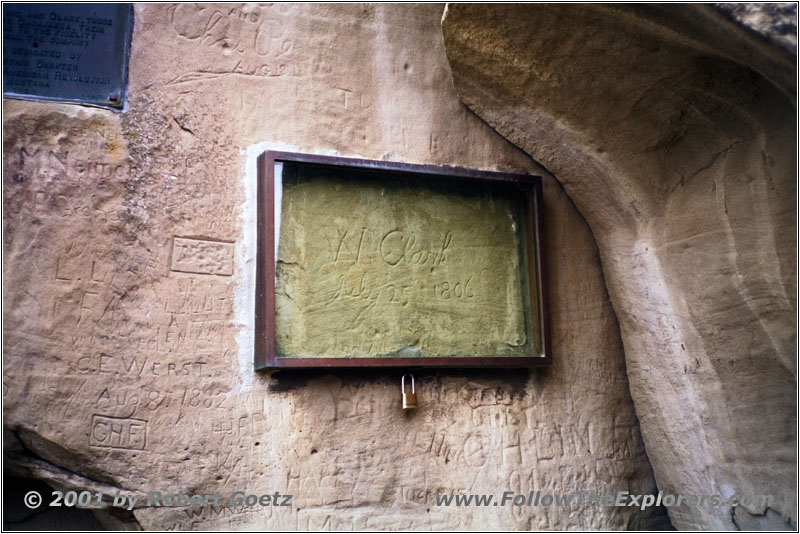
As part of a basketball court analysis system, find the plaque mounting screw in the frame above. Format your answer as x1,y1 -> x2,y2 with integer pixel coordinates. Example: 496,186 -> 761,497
108,92 -> 120,103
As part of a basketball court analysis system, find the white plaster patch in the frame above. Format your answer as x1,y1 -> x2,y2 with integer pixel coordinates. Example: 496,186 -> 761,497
233,141 -> 297,389
234,143 -> 369,388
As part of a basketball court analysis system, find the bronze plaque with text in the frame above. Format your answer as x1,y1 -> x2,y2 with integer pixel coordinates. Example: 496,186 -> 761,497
3,3 -> 132,109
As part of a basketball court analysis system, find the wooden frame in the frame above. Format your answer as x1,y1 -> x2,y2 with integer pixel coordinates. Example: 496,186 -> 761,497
256,151 -> 551,369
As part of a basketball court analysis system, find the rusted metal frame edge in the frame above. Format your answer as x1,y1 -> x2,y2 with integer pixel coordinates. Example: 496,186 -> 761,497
264,357 -> 548,368
532,178 -> 552,365
255,152 -> 276,371
266,151 -> 538,184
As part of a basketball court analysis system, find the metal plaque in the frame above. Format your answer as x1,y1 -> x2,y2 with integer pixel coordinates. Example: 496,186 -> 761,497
3,3 -> 132,109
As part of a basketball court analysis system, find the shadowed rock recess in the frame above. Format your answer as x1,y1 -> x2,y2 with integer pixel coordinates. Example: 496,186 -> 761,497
442,3 -> 796,531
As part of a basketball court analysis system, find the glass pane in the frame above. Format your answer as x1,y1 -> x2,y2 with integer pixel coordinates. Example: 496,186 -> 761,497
273,161 -> 542,360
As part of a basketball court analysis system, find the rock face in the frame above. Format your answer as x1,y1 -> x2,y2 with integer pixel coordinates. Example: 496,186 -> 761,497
3,4 -> 669,530
442,3 -> 796,530
276,167 -> 532,359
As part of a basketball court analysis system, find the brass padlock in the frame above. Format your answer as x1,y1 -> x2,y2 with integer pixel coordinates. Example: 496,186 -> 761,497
401,374 -> 417,410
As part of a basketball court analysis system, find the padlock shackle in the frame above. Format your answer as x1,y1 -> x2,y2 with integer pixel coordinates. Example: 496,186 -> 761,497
401,373 -> 415,394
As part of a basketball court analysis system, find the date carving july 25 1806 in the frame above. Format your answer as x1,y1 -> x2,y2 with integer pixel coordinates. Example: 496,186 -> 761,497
275,170 -> 531,359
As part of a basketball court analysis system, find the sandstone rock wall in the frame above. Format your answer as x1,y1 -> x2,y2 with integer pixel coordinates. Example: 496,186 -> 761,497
442,3 -> 796,530
3,4 -> 668,530
275,169 -> 533,359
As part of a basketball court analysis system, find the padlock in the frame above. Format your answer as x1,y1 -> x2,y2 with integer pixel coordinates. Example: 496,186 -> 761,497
401,373 -> 417,410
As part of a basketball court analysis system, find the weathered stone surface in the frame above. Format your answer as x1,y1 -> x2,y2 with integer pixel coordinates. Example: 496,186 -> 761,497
442,3 -> 796,530
4,4 -> 667,530
276,167 -> 532,359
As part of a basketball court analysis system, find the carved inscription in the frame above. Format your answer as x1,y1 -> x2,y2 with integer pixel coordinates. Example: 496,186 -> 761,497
276,168 -> 533,358
90,414 -> 147,450
0,5 -> 659,530
166,4 -> 317,86
171,237 -> 234,276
